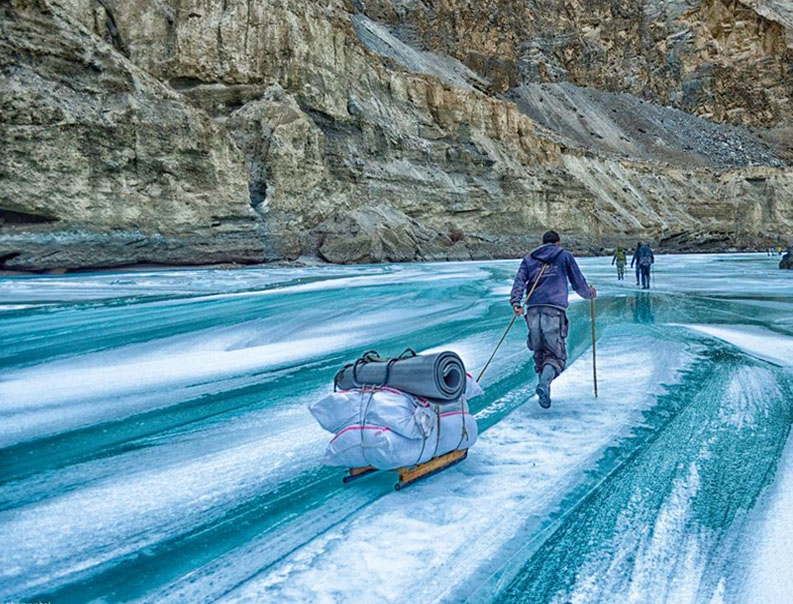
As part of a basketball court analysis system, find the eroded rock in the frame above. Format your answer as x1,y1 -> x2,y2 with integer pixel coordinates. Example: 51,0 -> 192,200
363,0 -> 793,129
315,207 -> 467,263
0,0 -> 263,270
2,0 -> 792,270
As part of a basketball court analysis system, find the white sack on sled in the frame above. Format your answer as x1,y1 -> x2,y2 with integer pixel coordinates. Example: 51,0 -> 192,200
309,373 -> 483,437
309,388 -> 434,439
323,408 -> 478,469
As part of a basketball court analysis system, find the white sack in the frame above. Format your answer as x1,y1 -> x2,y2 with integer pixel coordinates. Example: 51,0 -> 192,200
310,373 -> 482,470
463,373 -> 484,400
323,408 -> 478,469
309,373 -> 483,436
309,387 -> 434,439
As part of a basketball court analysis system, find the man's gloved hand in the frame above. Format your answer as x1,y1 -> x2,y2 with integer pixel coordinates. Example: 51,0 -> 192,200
513,305 -> 524,316
589,286 -> 598,299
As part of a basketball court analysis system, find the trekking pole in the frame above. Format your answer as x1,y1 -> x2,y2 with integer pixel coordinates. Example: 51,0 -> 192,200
476,264 -> 548,383
590,297 -> 598,397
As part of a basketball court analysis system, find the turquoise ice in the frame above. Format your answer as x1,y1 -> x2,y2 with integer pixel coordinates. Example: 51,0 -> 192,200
0,254 -> 791,603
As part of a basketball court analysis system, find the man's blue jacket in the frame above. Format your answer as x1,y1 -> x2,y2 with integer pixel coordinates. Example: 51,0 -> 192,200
510,243 -> 593,310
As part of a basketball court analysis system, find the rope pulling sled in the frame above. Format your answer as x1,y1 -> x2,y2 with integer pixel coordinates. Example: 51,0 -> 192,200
322,263 -> 596,489
321,266 -> 547,490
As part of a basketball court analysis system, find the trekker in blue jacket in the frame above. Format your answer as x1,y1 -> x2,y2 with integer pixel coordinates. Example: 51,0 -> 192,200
631,242 -> 655,289
631,242 -> 642,285
510,231 -> 597,409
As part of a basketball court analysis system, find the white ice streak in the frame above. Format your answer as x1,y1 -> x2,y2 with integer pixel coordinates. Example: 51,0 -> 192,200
217,335 -> 690,604
550,361 -> 785,604
0,403 -> 329,596
739,431 -> 793,604
559,463 -> 712,604
719,366 -> 780,429
179,265 -> 493,305
0,332 -> 348,447
0,265 -> 372,303
680,324 -> 793,367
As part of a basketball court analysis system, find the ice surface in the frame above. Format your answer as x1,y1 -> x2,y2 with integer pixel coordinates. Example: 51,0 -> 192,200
0,404 -> 331,595
1,253 -> 792,604
217,334 -> 691,604
740,434 -> 793,604
0,295 -> 486,447
519,363 -> 791,604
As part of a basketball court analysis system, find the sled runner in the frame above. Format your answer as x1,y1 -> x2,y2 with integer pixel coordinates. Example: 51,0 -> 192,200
343,448 -> 468,491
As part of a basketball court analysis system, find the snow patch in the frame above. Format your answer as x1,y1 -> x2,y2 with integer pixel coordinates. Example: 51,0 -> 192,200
739,431 -> 793,604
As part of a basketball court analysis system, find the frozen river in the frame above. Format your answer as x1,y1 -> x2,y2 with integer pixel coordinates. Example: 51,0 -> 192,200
1,253 -> 792,604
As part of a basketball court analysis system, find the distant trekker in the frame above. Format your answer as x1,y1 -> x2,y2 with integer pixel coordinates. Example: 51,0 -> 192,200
632,242 -> 655,289
510,231 -> 597,409
631,242 -> 642,285
612,246 -> 627,280
780,248 -> 793,270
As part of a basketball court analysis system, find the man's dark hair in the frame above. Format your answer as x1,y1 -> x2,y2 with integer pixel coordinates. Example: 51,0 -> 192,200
542,230 -> 560,244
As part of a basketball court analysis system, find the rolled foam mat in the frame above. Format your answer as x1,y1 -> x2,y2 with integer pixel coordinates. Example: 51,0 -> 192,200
335,351 -> 466,402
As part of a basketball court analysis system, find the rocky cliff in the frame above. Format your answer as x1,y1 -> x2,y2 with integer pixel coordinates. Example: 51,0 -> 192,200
0,0 -> 264,269
1,0 -> 791,270
363,0 -> 793,128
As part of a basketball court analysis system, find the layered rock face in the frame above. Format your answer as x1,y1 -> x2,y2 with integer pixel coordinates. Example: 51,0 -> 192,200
1,0 -> 791,270
0,0 -> 263,269
363,0 -> 793,129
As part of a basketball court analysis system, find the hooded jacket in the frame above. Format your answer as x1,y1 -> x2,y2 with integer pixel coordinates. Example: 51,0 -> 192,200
510,244 -> 592,310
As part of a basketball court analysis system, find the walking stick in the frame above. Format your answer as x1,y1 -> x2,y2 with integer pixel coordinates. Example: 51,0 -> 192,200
590,297 -> 598,397
476,264 -> 548,383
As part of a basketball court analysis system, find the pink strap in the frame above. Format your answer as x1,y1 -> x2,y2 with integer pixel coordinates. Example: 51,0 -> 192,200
331,424 -> 390,443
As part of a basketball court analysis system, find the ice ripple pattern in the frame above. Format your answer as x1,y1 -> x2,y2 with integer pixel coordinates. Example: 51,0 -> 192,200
0,253 -> 792,604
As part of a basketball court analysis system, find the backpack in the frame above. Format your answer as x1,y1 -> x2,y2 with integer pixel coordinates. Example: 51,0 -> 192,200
638,245 -> 653,266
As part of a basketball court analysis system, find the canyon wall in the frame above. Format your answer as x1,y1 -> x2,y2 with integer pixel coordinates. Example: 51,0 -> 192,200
362,0 -> 793,129
0,0 -> 265,269
1,0 -> 791,270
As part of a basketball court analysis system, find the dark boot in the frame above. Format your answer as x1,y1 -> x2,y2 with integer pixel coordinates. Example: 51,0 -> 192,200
536,365 -> 555,409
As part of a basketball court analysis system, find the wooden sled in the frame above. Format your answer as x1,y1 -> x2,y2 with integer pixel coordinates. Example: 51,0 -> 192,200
343,448 -> 468,491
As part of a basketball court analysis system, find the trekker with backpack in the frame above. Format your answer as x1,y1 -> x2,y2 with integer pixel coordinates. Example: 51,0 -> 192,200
612,246 -> 627,280
632,243 -> 655,289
